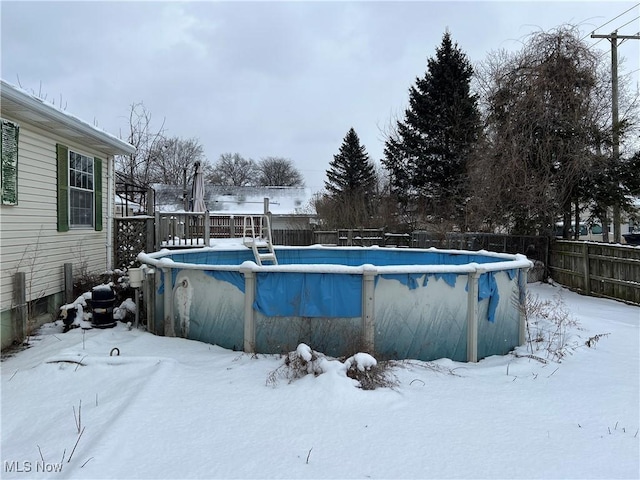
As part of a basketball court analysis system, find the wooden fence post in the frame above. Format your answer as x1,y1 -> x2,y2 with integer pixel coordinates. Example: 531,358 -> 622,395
154,211 -> 161,251
518,266 -> 530,346
145,217 -> 155,254
203,212 -> 210,247
146,187 -> 154,215
162,267 -> 175,337
64,263 -> 73,303
582,242 -> 591,295
13,272 -> 27,343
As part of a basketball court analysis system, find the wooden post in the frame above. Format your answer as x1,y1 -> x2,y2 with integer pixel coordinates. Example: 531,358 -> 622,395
182,168 -> 188,211
361,266 -> 376,353
145,217 -> 155,254
154,211 -> 161,251
64,263 -> 73,303
144,269 -> 156,333
264,198 -> 273,235
241,266 -> 256,353
162,267 -> 175,337
466,271 -> 481,362
518,267 -> 530,346
13,272 -> 27,342
582,242 -> 591,295
146,187 -> 154,215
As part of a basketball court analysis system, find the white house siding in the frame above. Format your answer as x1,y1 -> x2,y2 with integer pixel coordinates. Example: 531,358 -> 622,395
0,118 -> 113,318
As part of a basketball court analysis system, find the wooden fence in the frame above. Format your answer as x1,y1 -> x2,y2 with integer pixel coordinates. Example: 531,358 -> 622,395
410,232 -> 548,264
313,229 -> 390,247
549,240 -> 640,305
272,229 -> 313,246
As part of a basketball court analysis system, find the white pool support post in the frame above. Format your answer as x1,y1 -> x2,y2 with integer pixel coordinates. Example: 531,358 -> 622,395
361,265 -> 377,353
145,269 -> 156,333
466,270 -> 481,363
241,266 -> 257,353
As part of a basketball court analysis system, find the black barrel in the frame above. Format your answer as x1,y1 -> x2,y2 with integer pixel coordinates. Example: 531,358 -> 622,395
90,286 -> 116,328
623,233 -> 640,246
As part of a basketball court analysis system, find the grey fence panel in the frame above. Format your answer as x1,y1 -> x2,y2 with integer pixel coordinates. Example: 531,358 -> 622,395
549,240 -> 640,305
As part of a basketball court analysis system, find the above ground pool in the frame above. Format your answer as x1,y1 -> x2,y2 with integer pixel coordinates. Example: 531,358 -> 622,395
137,244 -> 532,362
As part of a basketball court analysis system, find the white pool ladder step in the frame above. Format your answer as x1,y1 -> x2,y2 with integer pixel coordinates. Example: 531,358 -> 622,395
242,215 -> 278,266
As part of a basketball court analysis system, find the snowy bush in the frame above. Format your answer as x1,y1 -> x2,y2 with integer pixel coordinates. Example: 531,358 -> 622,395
113,298 -> 136,322
267,344 -> 397,390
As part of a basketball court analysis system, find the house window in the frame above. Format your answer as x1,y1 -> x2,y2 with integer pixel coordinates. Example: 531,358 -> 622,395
69,150 -> 94,227
1,119 -> 19,205
57,144 -> 102,232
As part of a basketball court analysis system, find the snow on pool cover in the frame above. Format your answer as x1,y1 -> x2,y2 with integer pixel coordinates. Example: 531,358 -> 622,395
137,245 -> 532,362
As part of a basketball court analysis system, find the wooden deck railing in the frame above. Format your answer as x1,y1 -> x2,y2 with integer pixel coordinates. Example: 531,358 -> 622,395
154,212 -> 266,249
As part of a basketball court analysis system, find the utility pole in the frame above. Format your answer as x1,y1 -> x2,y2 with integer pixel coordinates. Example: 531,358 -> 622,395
591,31 -> 640,243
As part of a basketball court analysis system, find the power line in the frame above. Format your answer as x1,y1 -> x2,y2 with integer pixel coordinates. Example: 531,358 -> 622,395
582,2 -> 640,40
616,15 -> 640,31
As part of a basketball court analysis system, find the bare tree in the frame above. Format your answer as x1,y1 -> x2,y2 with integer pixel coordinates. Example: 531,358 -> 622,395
208,153 -> 258,186
150,137 -> 209,185
470,26 -> 607,236
115,102 -> 166,204
313,192 -> 379,229
257,157 -> 304,186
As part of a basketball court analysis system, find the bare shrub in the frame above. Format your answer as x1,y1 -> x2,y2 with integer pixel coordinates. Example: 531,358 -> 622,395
344,356 -> 398,391
585,333 -> 610,348
520,291 -> 580,362
266,345 -> 326,386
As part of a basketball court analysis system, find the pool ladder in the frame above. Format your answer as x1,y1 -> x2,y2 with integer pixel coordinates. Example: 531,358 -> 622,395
242,215 -> 278,266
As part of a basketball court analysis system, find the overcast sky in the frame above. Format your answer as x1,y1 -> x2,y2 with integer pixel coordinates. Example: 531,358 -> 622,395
2,1 -> 639,192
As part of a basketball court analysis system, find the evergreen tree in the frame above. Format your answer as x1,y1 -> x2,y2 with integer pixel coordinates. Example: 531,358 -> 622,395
321,128 -> 377,227
325,128 -> 376,197
383,31 -> 481,225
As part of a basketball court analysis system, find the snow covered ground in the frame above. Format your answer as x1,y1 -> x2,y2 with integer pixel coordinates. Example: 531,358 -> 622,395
1,282 -> 638,479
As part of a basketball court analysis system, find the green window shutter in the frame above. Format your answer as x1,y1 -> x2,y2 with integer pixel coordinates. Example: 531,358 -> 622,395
94,157 -> 103,231
1,119 -> 19,205
56,143 -> 69,232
